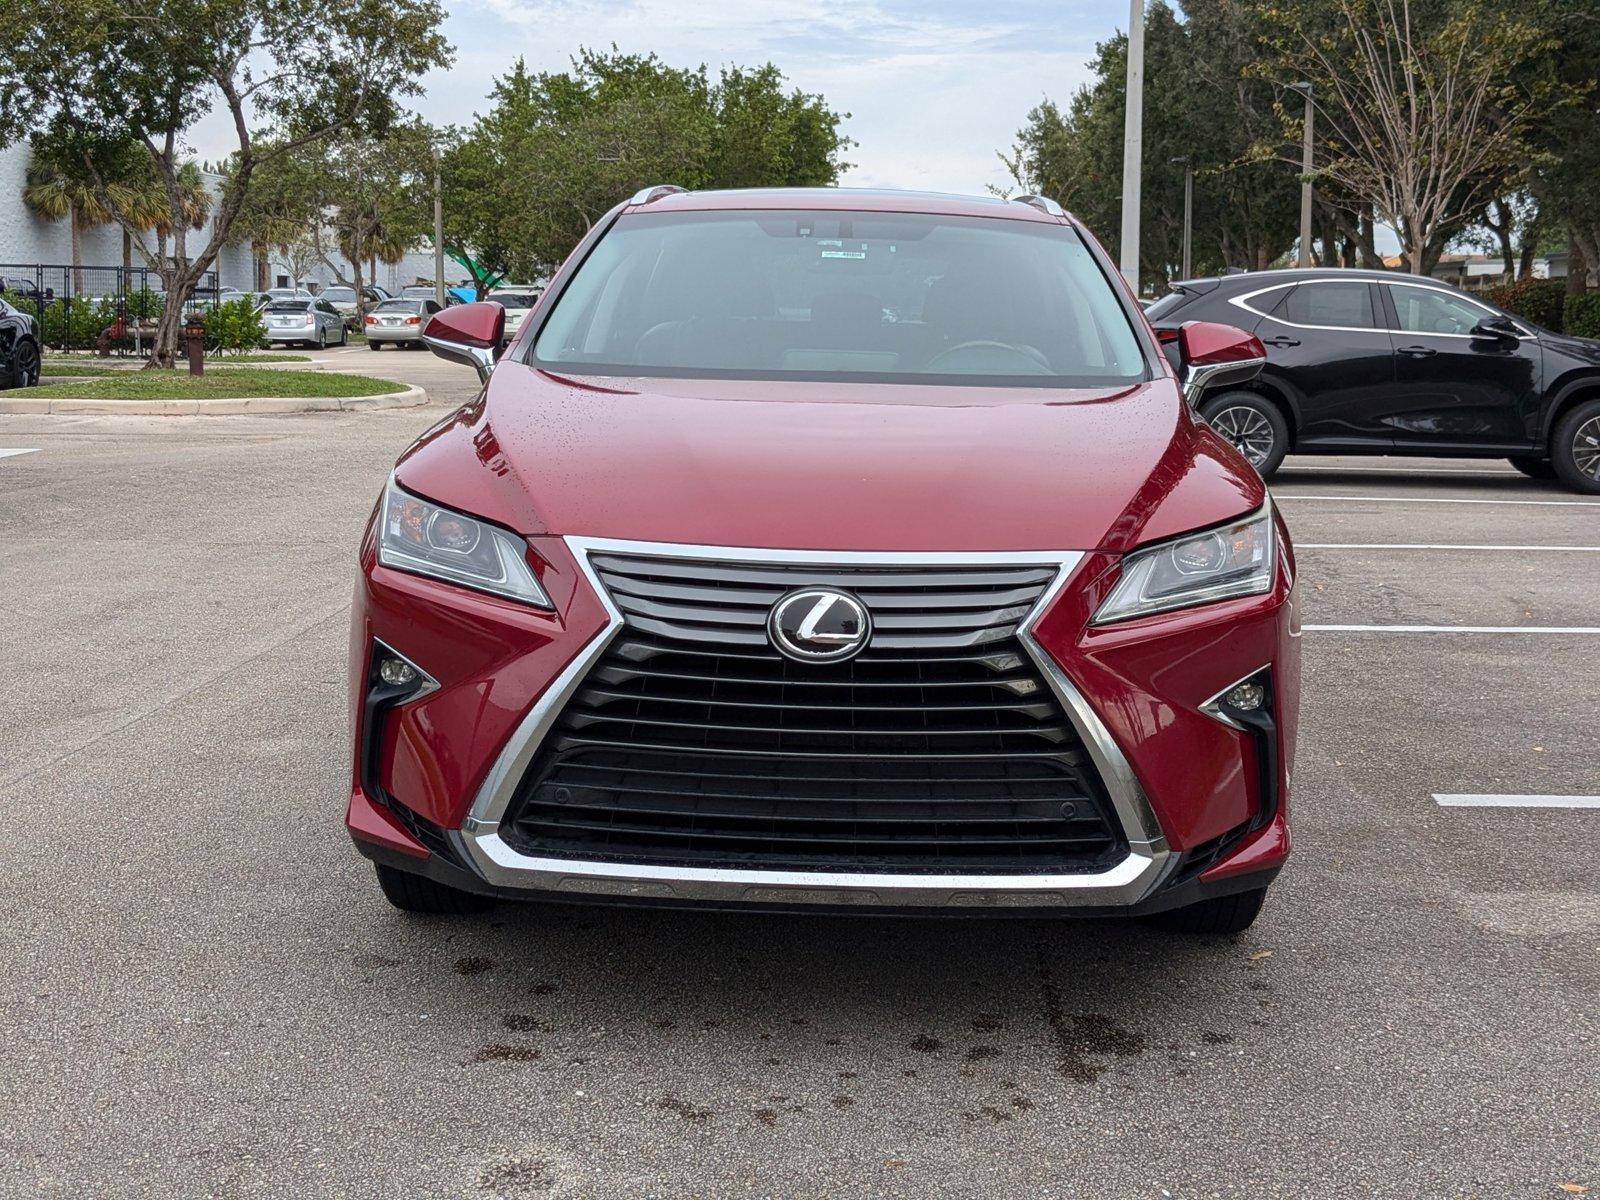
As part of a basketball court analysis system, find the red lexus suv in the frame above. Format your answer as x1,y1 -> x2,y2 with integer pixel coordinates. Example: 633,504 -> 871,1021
347,187 -> 1298,935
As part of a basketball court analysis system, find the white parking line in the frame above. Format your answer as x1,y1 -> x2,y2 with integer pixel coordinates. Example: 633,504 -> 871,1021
0,448 -> 39,460
1434,794 -> 1600,810
1307,624 -> 1600,634
1275,493 -> 1600,507
1300,543 -> 1600,552
1279,465 -> 1517,476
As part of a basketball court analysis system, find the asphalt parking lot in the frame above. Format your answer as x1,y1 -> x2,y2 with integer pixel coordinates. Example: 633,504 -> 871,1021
2,348 -> 1595,1199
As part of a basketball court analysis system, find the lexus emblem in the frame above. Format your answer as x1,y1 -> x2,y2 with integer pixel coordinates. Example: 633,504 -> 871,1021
767,588 -> 872,663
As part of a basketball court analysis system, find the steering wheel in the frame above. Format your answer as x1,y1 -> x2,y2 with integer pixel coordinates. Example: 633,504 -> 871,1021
923,340 -> 1053,374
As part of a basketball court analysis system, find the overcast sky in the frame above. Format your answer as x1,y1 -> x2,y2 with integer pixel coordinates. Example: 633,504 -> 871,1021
380,0 -> 1121,196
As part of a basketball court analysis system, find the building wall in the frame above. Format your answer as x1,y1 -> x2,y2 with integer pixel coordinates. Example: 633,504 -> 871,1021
0,143 -> 257,291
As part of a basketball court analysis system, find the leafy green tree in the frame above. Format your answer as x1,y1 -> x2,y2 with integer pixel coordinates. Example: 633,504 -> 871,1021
446,50 -> 851,285
999,2 -> 1298,288
0,0 -> 451,366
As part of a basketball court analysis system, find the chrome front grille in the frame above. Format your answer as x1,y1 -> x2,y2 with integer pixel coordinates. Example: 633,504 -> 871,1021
589,553 -> 1058,650
499,553 -> 1126,874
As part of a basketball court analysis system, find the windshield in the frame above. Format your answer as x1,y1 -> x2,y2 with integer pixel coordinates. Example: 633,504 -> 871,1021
489,292 -> 537,308
530,209 -> 1146,385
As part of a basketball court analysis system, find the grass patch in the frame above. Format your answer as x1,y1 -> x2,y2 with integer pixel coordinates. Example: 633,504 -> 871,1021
27,368 -> 407,401
43,352 -> 310,376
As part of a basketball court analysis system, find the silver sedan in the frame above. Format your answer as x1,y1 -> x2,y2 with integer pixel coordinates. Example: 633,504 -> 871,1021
364,298 -> 443,349
262,299 -> 348,349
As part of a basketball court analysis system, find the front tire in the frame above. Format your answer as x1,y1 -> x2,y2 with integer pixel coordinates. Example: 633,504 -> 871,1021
1508,456 -> 1558,480
1551,398 -> 1600,494
1199,392 -> 1290,478
374,863 -> 494,914
1145,886 -> 1267,935
11,338 -> 41,388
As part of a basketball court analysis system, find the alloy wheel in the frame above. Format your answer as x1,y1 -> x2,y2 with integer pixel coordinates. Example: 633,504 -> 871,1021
1574,416 -> 1600,482
1209,405 -> 1276,468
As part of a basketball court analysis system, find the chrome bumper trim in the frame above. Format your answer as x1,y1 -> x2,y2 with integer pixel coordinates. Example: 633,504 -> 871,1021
455,537 -> 1171,909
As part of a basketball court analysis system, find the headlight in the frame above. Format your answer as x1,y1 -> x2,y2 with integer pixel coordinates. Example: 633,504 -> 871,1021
1092,506 -> 1274,624
376,479 -> 552,608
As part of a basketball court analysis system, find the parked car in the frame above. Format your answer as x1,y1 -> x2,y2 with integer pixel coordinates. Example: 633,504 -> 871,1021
322,285 -> 392,329
1147,268 -> 1600,492
0,275 -> 53,306
261,298 -> 348,348
0,297 -> 42,388
364,297 -> 442,348
486,289 -> 541,342
347,186 -> 1298,937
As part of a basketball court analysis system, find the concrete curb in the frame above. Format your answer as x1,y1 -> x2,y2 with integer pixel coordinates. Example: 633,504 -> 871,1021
0,383 -> 427,416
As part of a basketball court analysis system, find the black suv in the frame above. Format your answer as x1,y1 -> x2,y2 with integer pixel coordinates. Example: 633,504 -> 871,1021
1147,268 -> 1600,493
0,297 -> 42,390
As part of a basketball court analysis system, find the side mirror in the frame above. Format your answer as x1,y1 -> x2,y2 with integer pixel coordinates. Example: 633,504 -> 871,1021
422,301 -> 505,383
1471,315 -> 1520,341
1178,320 -> 1267,405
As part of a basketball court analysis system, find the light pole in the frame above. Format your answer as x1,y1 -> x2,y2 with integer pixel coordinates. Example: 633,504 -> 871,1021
1119,0 -> 1146,290
433,145 -> 446,307
1171,155 -> 1193,281
1288,81 -> 1314,269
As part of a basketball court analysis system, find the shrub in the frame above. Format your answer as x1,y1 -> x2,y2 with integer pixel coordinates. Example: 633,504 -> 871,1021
1480,278 -> 1566,331
204,298 -> 267,355
9,296 -> 120,350
1562,293 -> 1600,341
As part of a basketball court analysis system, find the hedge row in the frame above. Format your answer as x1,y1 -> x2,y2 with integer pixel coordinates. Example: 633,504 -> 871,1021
1478,278 -> 1600,338
10,294 -> 266,354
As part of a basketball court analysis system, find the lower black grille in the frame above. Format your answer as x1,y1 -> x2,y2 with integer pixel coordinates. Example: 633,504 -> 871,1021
502,558 -> 1128,874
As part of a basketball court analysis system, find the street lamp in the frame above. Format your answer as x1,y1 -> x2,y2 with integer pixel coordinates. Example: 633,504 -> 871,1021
1288,81 -> 1314,269
1119,0 -> 1146,290
1170,155 -> 1193,281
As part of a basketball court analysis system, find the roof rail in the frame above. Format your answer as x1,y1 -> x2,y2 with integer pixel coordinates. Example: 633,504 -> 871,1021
1012,194 -> 1065,218
628,184 -> 688,206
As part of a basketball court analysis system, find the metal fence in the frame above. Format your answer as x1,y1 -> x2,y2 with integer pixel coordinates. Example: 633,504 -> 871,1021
0,263 -> 222,354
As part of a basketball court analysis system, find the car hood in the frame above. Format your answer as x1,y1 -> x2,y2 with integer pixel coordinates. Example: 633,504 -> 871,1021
394,364 -> 1265,554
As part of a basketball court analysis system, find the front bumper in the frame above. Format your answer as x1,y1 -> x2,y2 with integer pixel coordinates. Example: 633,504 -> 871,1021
348,528 -> 1298,913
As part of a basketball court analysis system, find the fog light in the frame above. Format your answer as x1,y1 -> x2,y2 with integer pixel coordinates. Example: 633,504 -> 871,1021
378,657 -> 419,687
1223,681 -> 1267,711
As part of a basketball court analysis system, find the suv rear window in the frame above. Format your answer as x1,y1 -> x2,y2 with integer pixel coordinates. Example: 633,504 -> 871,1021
530,210 -> 1146,386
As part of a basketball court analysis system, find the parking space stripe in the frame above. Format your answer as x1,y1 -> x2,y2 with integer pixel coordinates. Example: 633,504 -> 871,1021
1278,465 -> 1517,476
1307,624 -> 1600,634
1300,543 -> 1600,552
1434,794 -> 1600,810
1275,493 -> 1600,507
0,448 -> 39,460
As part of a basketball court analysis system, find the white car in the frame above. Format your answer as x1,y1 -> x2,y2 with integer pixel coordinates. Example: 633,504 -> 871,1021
262,298 -> 348,348
487,290 -> 542,343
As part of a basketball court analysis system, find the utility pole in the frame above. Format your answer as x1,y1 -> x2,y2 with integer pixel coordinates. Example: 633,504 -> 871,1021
1289,81 -> 1315,268
1119,0 -> 1145,291
1171,156 -> 1194,281
433,145 -> 446,307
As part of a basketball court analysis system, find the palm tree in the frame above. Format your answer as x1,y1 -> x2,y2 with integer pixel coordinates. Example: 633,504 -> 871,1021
151,162 -> 214,264
22,151 -> 115,294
